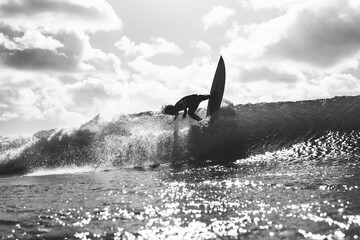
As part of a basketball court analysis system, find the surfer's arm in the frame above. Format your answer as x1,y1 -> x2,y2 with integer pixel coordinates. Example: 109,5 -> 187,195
198,94 -> 212,101
182,108 -> 188,118
173,113 -> 179,121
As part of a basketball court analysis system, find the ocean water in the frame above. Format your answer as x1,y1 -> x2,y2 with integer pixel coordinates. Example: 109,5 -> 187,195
1,96 -> 360,239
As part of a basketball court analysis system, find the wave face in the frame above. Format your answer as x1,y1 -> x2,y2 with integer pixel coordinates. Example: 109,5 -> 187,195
1,95 -> 360,175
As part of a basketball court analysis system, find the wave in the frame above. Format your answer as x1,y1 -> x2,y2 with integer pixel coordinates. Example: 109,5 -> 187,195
1,95 -> 360,176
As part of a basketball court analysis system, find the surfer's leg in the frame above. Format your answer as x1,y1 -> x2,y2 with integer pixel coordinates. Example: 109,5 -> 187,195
188,112 -> 202,121
182,108 -> 188,119
188,104 -> 202,121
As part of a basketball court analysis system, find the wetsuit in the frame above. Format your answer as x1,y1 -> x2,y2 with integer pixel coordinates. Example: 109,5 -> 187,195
174,94 -> 211,121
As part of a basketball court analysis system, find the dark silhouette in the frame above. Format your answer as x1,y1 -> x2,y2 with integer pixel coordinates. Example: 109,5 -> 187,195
162,93 -> 214,121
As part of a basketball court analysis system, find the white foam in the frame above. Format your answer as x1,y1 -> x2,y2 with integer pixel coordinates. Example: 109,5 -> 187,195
25,166 -> 95,177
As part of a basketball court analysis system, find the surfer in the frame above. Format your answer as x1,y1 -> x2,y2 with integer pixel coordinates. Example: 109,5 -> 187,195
162,93 -> 216,121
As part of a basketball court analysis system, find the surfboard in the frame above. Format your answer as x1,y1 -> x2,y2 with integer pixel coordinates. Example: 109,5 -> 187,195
206,56 -> 226,117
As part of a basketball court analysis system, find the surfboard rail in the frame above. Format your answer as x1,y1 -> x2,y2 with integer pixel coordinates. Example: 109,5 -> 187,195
206,56 -> 226,118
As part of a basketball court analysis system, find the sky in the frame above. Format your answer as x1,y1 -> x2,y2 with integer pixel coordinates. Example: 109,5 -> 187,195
1,0 -> 360,135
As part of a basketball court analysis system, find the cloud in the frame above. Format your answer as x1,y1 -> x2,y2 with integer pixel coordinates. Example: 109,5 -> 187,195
191,41 -> 212,55
0,32 -> 18,50
115,36 -> 183,59
0,88 -> 40,121
128,55 -> 213,88
0,1 -> 123,73
114,35 -> 218,109
220,0 -> 360,104
240,66 -> 299,83
0,0 -> 127,132
0,0 -> 124,73
82,50 -> 122,74
78,32 -> 123,75
0,28 -> 123,74
203,6 -> 235,30
239,0 -> 310,10
0,71 -> 63,121
223,0 -> 360,75
124,53 -> 219,112
266,1 -> 360,69
318,73 -> 360,97
0,69 -> 62,89
0,0 -> 122,32
13,30 -> 63,50
229,0 -> 360,71
0,30 -> 82,71
225,73 -> 360,105
0,70 -> 128,125
64,77 -> 123,112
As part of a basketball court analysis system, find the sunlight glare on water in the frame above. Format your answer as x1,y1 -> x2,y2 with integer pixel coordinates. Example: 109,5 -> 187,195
2,157 -> 360,240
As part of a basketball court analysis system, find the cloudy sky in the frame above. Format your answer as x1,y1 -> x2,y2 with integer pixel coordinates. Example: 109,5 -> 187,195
1,0 -> 360,135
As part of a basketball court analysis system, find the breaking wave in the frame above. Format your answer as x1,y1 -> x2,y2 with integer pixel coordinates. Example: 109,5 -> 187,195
1,95 -> 360,176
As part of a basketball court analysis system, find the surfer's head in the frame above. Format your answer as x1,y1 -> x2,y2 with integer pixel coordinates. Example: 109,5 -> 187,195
162,105 -> 178,115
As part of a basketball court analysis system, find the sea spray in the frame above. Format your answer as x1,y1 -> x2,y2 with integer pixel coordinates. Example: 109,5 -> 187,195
0,129 -> 97,175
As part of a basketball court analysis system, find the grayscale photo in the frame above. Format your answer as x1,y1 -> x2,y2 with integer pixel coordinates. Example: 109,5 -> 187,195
1,0 -> 360,239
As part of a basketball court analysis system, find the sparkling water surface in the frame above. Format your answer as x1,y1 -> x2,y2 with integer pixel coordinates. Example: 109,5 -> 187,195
1,158 -> 360,240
